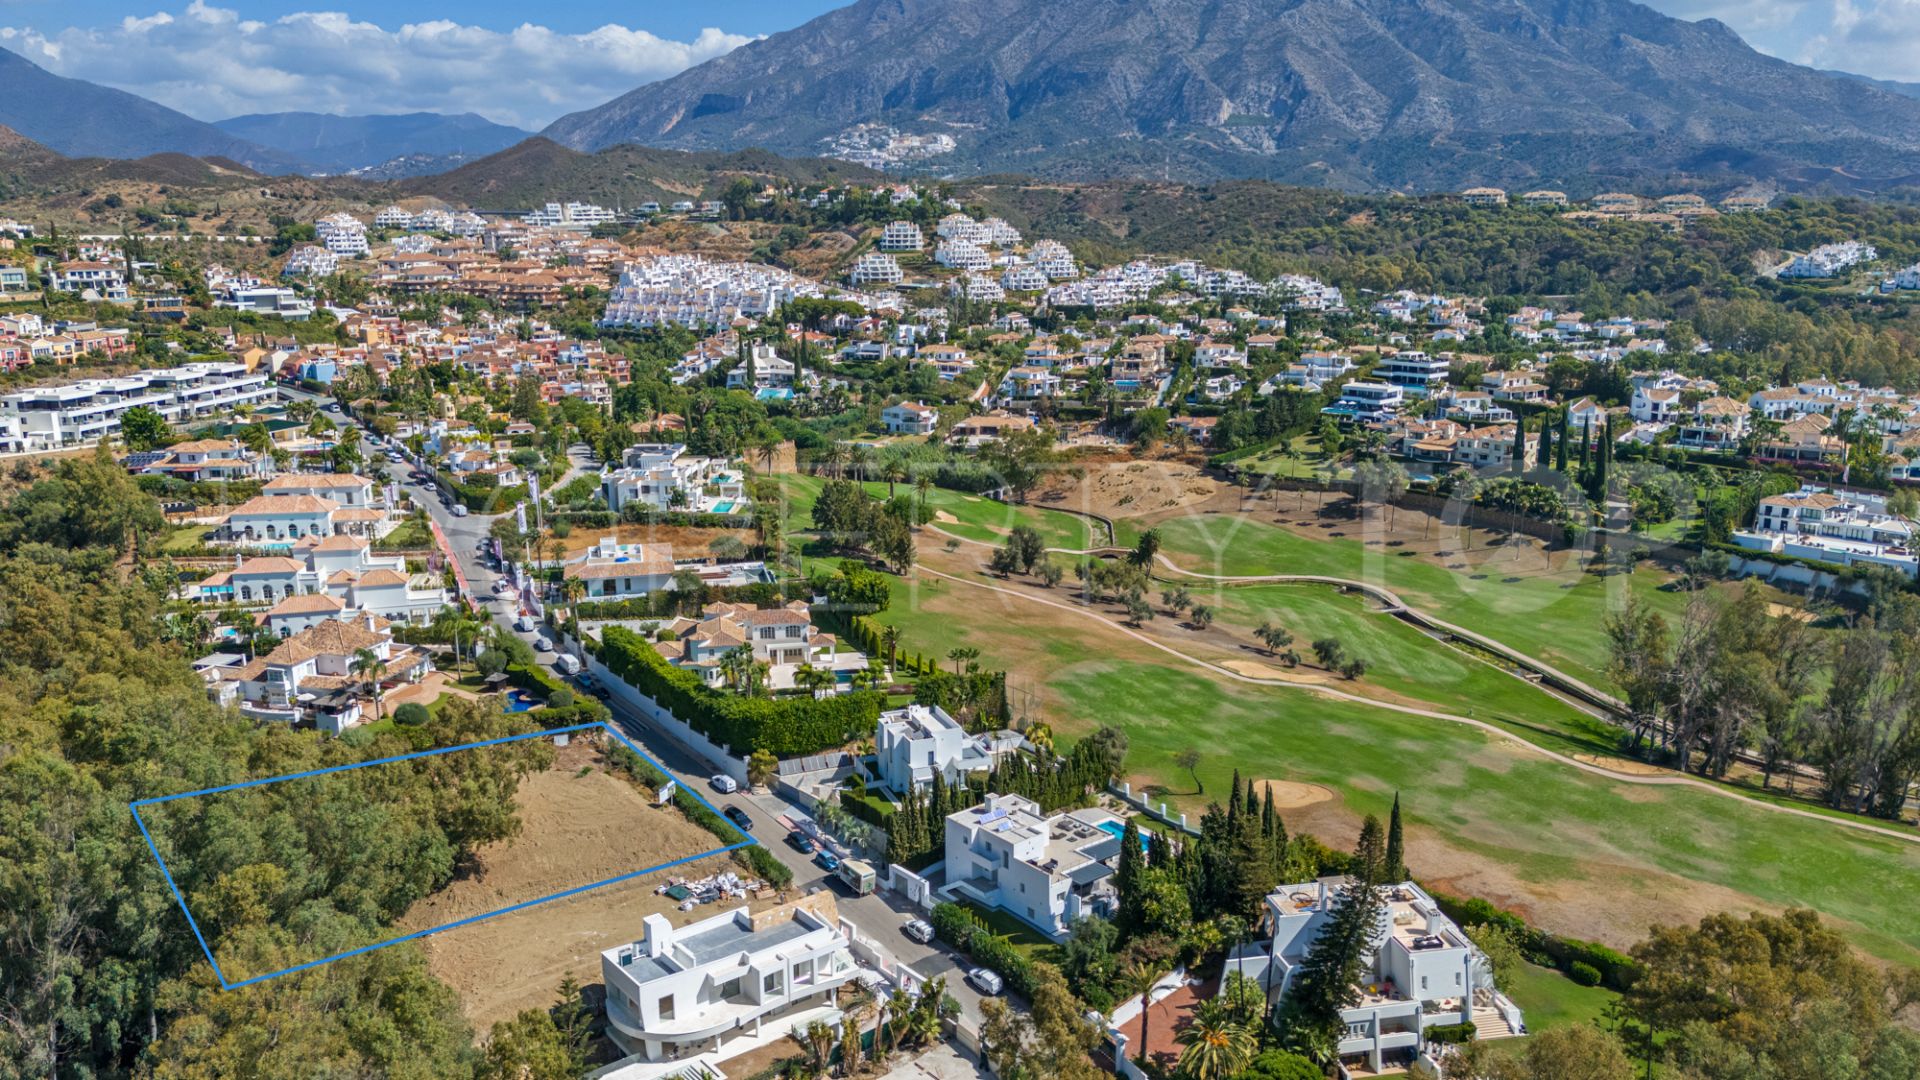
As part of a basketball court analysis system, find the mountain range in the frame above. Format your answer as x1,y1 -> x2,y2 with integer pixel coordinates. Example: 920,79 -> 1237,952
213,112 -> 531,176
540,0 -> 1920,193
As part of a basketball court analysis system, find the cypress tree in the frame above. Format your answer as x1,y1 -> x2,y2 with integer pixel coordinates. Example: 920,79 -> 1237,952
1384,793 -> 1406,882
1228,770 -> 1243,827
1354,814 -> 1386,885
1243,778 -> 1259,820
1579,420 -> 1592,472
1510,416 -> 1527,472
1537,421 -> 1552,476
1116,818 -> 1147,932
1555,411 -> 1571,471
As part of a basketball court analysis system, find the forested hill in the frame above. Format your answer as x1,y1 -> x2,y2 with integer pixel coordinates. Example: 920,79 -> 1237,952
0,451 -> 563,1075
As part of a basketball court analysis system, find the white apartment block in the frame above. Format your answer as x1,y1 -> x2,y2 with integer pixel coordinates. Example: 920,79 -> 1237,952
935,240 -> 992,272
1890,264 -> 1920,291
882,401 -> 939,435
0,362 -> 275,450
1030,240 -> 1077,280
942,793 -> 1131,941
1226,878 -> 1522,1075
525,202 -> 619,230
1375,351 -> 1452,397
282,245 -> 339,277
1780,241 -> 1876,279
1736,486 -> 1917,577
601,898 -> 859,1063
849,252 -> 904,286
374,206 -> 415,230
879,220 -> 925,251
315,213 -> 369,257
1000,265 -> 1049,293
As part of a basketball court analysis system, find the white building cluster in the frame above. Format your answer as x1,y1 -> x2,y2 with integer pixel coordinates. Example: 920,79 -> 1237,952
601,255 -> 891,329
1781,241 -> 1877,279
314,213 -> 369,258
0,362 -> 275,450
524,202 -> 620,230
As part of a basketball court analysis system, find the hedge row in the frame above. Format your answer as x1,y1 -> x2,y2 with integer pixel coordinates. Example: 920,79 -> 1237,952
618,506 -> 761,530
604,742 -> 793,889
598,624 -> 882,756
1705,540 -> 1858,581
575,580 -> 812,621
930,901 -> 1036,998
1429,889 -> 1640,992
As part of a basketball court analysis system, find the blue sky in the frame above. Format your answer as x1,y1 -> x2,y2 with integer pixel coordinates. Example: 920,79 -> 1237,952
1,0 -> 1915,129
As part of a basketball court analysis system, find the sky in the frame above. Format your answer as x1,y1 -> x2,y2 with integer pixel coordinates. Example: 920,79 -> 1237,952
1,0 -> 1918,130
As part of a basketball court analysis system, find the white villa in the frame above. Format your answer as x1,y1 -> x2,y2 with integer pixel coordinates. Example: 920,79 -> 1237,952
191,534 -> 449,630
874,704 -> 1023,795
601,896 -> 859,1064
1224,878 -> 1524,1076
600,444 -> 749,516
942,793 -> 1131,941
657,601 -> 863,691
1735,486 -> 1917,577
214,615 -> 434,734
881,401 -> 939,435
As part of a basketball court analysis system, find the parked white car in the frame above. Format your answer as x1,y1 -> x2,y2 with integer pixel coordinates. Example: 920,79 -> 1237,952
967,968 -> 1004,996
710,774 -> 739,794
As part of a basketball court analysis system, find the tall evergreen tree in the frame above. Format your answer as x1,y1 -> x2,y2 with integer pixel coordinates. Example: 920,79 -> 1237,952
1510,417 -> 1528,472
1354,814 -> 1386,885
1280,878 -> 1386,1062
1555,411 -> 1571,471
1384,794 -> 1406,882
1115,818 -> 1147,933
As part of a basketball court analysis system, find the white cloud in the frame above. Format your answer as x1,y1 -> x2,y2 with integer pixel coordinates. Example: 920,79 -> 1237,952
1644,0 -> 1920,83
0,1 -> 754,128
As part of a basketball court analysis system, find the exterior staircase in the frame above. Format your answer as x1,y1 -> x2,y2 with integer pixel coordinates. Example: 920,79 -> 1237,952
1472,1006 -> 1518,1040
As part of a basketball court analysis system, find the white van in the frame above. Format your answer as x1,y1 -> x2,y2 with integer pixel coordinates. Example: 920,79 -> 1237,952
553,654 -> 582,676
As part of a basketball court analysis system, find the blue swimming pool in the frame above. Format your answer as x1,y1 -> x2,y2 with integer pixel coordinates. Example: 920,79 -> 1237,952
1097,819 -> 1149,849
711,501 -> 736,514
504,690 -> 540,713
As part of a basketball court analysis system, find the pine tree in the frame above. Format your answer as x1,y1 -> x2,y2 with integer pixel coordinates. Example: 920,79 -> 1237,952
1354,814 -> 1386,885
1384,794 -> 1406,882
1280,877 -> 1386,1055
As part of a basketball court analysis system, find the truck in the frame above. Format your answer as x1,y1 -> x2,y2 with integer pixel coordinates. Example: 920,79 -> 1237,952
553,654 -> 582,677
836,859 -> 876,896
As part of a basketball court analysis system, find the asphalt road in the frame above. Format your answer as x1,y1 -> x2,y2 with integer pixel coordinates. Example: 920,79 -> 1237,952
344,408 -> 994,1022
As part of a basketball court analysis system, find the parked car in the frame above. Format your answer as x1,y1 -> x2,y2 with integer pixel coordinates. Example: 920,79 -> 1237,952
814,850 -> 840,873
723,805 -> 753,831
451,504 -> 469,517
514,616 -> 534,633
967,968 -> 1004,996
786,830 -> 816,853
903,920 -> 934,944
532,638 -> 553,653
710,774 -> 739,794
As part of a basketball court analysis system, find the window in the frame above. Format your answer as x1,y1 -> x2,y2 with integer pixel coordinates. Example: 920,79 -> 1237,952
720,977 -> 742,999
763,972 -> 783,994
657,995 -> 675,1020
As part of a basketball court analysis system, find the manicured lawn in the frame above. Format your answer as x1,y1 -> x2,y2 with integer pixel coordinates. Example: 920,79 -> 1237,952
1203,583 -> 1614,754
1044,659 -> 1920,966
1504,962 -> 1617,1032
373,517 -> 435,550
774,474 -> 1099,553
161,523 -> 211,553
1150,513 -> 1698,691
958,899 -> 1060,962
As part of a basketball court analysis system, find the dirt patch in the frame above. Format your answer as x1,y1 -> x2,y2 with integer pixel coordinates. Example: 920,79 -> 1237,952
399,736 -> 751,1033
1768,602 -> 1814,622
1250,779 -> 1335,810
546,523 -> 754,560
1218,658 -> 1333,684
933,511 -> 960,525
1035,458 -> 1226,524
1573,753 -> 1674,778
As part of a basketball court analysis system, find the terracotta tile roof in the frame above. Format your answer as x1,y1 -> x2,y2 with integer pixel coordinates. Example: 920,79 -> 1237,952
333,508 -> 386,522
228,494 -> 340,516
309,534 -> 370,551
266,474 -> 368,490
234,557 -> 306,575
354,569 -> 409,588
268,593 -> 344,615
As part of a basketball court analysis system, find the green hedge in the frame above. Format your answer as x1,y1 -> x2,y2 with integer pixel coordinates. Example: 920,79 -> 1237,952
599,625 -> 882,756
1424,1022 -> 1477,1045
1705,540 -> 1857,581
930,901 -> 1035,997
1429,888 -> 1641,992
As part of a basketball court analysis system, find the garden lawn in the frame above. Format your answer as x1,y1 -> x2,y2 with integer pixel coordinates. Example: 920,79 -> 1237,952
1045,659 -> 1920,967
1503,962 -> 1617,1033
1150,513 -> 1696,691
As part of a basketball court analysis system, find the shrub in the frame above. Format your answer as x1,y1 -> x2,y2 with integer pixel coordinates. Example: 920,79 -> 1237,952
392,702 -> 430,726
1423,1022 -> 1477,1045
1568,961 -> 1602,987
548,687 -> 575,709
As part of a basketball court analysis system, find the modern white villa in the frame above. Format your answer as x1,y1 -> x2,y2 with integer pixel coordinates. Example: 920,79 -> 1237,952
599,443 -> 749,516
601,896 -> 859,1064
1735,485 -> 1918,577
1223,878 -> 1523,1076
873,704 -> 1023,795
942,793 -> 1132,941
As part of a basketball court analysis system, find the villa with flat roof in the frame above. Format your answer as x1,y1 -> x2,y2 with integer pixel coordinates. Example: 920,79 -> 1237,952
1223,878 -> 1523,1075
942,793 -> 1132,941
601,896 -> 858,1063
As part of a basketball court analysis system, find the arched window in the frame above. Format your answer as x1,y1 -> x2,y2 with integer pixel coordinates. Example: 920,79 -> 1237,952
240,586 -> 252,601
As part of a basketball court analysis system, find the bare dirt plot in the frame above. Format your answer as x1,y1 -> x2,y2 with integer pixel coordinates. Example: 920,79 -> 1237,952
1573,752 -> 1673,778
1036,457 -> 1225,524
1250,779 -> 1335,810
545,523 -> 755,560
399,738 -> 752,1032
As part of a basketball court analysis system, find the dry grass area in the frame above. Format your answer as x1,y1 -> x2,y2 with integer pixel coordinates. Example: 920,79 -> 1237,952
545,523 -> 755,560
1037,455 -> 1224,523
399,736 -> 748,1032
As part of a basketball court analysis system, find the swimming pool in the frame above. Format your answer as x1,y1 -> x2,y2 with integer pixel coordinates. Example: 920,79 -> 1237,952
711,501 -> 736,514
1096,819 -> 1149,850
503,690 -> 540,713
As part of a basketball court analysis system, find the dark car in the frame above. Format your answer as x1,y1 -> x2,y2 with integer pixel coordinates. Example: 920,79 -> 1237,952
786,830 -> 816,853
724,805 -> 753,832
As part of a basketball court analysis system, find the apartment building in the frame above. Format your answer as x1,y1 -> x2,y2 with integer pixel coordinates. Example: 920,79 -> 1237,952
1323,382 -> 1405,424
315,213 -> 369,257
0,362 -> 275,450
1227,878 -> 1522,1075
601,897 -> 859,1062
1375,351 -> 1451,397
879,221 -> 925,251
942,793 -> 1132,941
849,252 -> 904,286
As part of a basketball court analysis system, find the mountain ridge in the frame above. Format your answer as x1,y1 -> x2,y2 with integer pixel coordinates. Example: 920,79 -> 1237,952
540,0 -> 1920,193
213,112 -> 532,175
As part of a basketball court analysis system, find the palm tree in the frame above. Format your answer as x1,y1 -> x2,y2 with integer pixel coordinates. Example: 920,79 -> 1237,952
1175,1002 -> 1258,1080
915,475 -> 934,522
800,1020 -> 836,1077
1121,962 -> 1165,1070
882,986 -> 914,1060
947,646 -> 979,674
880,626 -> 902,671
350,647 -> 390,721
883,459 -> 906,499
906,977 -> 946,1048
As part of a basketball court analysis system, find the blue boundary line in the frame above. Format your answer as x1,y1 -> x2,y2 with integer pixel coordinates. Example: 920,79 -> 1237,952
131,720 -> 757,990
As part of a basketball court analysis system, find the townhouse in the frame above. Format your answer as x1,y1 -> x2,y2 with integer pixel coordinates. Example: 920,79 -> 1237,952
655,600 -> 859,691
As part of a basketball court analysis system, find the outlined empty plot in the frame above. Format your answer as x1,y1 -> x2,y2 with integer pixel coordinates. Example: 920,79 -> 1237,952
132,721 -> 754,990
